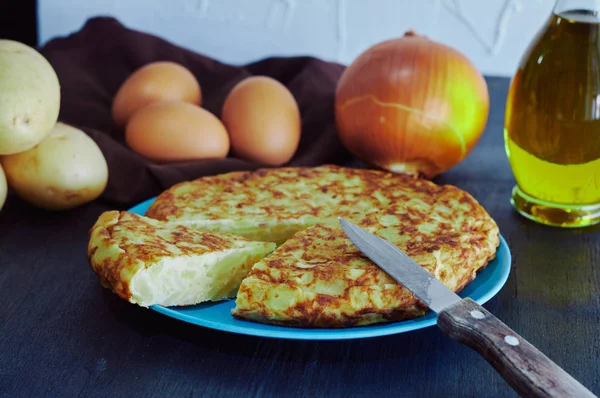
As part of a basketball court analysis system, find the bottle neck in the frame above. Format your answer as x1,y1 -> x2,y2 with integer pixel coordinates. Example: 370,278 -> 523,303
554,0 -> 600,15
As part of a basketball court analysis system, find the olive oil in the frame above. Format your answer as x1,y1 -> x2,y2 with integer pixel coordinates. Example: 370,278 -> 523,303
505,8 -> 600,227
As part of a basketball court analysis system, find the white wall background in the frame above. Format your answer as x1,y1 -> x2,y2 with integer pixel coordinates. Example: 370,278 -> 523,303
38,0 -> 556,77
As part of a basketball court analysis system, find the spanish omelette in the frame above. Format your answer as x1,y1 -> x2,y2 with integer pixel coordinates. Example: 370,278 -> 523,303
87,211 -> 276,307
144,165 -> 499,327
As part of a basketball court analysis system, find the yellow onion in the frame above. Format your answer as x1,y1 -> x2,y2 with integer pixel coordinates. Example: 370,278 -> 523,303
335,31 -> 489,178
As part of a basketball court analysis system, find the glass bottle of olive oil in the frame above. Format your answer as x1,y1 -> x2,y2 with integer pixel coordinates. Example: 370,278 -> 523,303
505,0 -> 600,227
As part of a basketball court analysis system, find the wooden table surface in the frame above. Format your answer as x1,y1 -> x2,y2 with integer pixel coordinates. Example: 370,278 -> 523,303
1,77 -> 599,398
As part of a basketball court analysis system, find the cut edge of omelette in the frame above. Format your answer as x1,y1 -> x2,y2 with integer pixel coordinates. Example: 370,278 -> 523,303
87,211 -> 276,308
160,215 -> 340,246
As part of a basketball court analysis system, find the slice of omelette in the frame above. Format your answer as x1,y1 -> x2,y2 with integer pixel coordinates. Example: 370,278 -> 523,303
87,211 -> 276,307
145,165 -> 420,244
232,192 -> 499,328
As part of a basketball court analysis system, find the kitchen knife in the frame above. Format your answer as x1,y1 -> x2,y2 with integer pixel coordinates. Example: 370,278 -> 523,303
338,217 -> 597,398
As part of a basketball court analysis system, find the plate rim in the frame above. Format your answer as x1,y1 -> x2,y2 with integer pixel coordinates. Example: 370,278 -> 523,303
129,196 -> 512,340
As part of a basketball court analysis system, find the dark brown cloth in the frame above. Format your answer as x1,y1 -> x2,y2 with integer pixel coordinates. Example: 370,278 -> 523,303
39,17 -> 353,207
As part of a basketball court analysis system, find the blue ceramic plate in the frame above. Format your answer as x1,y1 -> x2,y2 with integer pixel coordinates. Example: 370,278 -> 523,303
129,197 -> 511,340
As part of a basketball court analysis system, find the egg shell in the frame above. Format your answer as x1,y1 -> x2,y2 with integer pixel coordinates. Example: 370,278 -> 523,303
221,76 -> 301,166
125,101 -> 230,163
112,61 -> 202,128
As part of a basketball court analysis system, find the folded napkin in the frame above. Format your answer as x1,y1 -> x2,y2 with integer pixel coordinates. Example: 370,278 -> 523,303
39,17 -> 353,207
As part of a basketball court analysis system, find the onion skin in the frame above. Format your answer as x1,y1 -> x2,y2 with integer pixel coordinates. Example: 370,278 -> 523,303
335,32 -> 489,178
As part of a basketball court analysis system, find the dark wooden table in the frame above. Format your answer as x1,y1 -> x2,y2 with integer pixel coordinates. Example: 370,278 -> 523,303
1,77 -> 599,397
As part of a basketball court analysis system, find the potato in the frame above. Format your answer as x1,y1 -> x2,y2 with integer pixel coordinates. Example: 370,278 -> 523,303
0,163 -> 6,211
0,40 -> 61,155
1,122 -> 108,210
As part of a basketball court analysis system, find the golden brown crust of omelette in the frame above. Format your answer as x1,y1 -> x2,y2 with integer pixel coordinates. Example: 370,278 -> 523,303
86,211 -> 273,303
142,165 -> 500,327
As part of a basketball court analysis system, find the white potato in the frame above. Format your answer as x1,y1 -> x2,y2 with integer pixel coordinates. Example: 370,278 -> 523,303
1,122 -> 108,210
0,40 -> 61,155
0,164 -> 6,211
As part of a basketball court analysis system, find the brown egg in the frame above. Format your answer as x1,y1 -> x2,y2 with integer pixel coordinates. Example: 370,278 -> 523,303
125,101 -> 229,163
112,61 -> 202,128
221,76 -> 301,166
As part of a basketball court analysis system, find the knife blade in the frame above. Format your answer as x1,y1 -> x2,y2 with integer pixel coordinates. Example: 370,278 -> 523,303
338,217 -> 461,313
338,217 -> 597,398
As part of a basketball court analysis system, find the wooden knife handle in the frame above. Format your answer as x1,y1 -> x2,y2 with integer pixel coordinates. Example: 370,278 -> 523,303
437,298 -> 597,398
